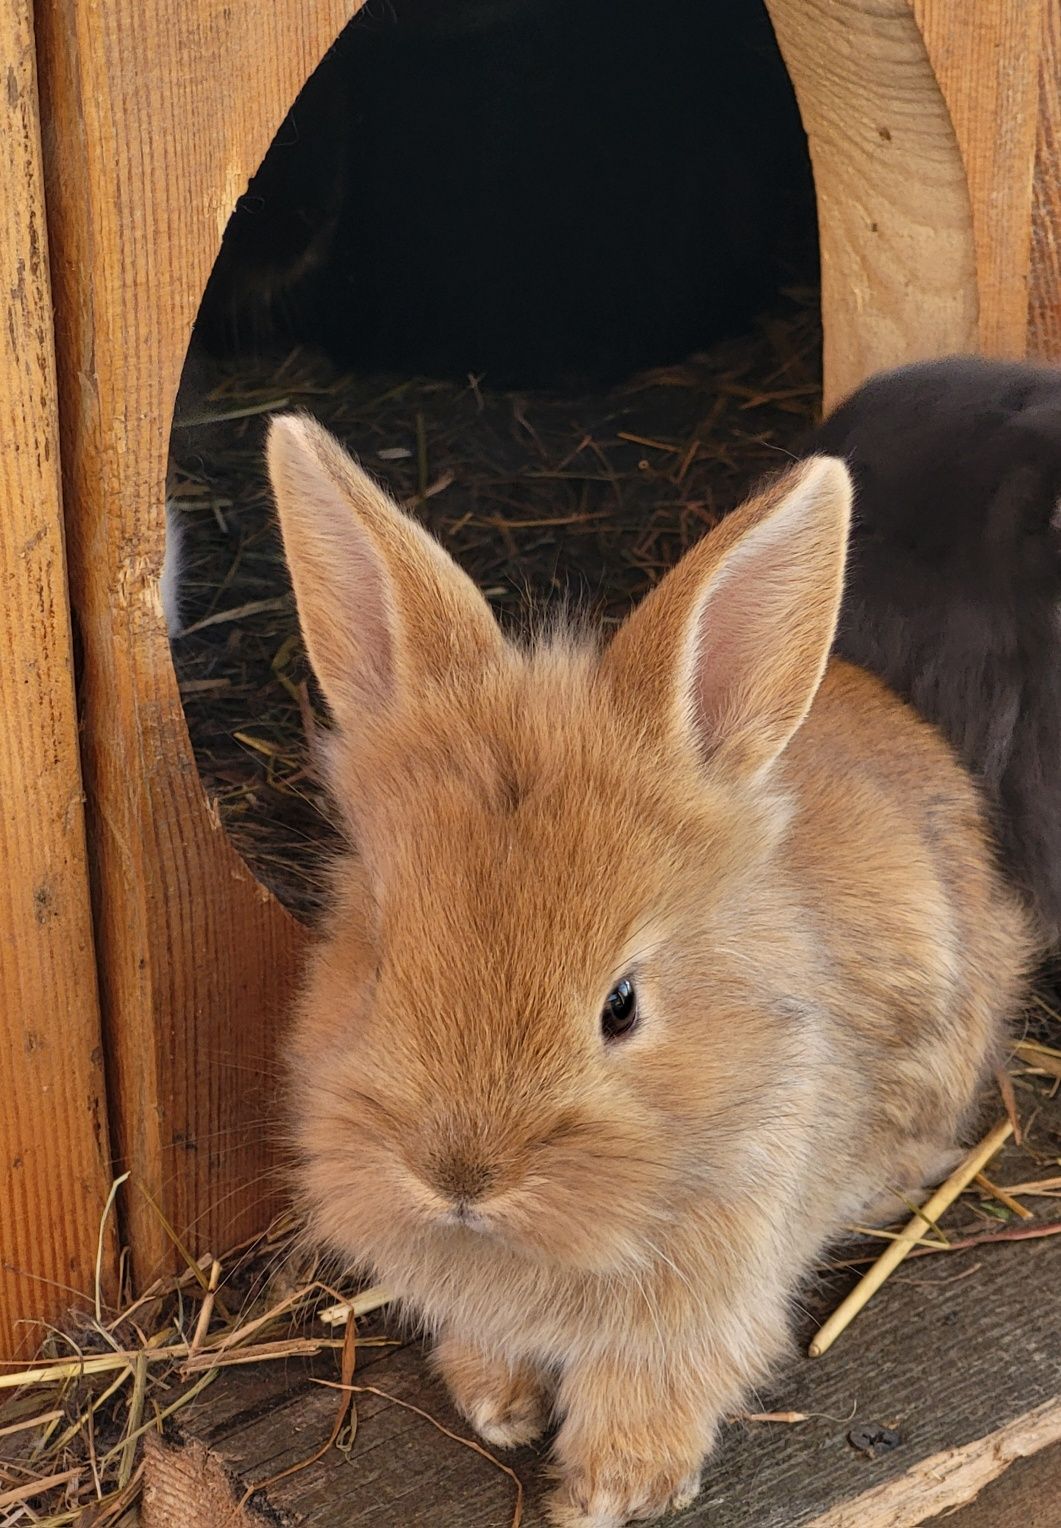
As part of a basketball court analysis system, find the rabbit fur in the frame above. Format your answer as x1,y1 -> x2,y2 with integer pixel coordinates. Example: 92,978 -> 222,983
808,356 -> 1061,947
268,416 -> 1031,1528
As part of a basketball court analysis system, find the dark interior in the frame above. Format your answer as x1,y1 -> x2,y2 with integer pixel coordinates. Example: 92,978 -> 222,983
192,0 -> 815,386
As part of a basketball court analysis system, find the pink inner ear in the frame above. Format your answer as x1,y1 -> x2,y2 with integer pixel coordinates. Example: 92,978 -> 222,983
269,419 -> 402,724
293,484 -> 402,719
692,535 -> 793,737
339,525 -> 399,711
686,468 -> 847,772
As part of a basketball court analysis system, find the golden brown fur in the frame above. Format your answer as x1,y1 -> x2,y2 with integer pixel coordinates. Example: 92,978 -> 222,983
269,417 -> 1031,1528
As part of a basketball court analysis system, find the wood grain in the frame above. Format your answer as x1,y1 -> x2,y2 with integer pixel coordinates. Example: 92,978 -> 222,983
926,1443 -> 1061,1528
0,0 -> 113,1358
814,1400 -> 1061,1527
766,0 -> 978,409
913,0 -> 1044,356
142,1437 -> 263,1528
32,0 -> 358,1287
1028,0 -> 1061,358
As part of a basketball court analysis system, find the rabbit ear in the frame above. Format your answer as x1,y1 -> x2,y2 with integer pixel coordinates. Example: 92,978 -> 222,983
267,414 -> 502,730
603,456 -> 852,780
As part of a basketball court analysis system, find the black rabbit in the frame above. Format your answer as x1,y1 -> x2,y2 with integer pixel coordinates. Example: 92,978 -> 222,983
806,356 -> 1061,947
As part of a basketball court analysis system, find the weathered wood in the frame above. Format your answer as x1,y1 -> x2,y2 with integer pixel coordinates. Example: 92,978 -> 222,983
814,1401 -> 1061,1527
913,0 -> 1044,355
767,0 -> 1061,405
150,1433 -> 1061,1528
1028,0 -> 1061,358
31,0 -> 358,1286
141,1436 -> 262,1528
926,1443 -> 1061,1528
0,0 -> 113,1358
766,0 -> 978,409
154,1110 -> 1061,1526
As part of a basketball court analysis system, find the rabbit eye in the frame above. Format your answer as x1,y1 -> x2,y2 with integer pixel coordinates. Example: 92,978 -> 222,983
601,978 -> 638,1041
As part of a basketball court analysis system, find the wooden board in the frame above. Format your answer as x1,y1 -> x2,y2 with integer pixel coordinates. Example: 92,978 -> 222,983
143,1437 -> 1061,1528
913,0 -> 1044,356
31,0 -> 359,1288
1028,0 -> 1061,358
925,1444 -> 1061,1528
0,0 -> 113,1359
766,0 -> 979,409
145,1115 -> 1061,1527
768,0 -> 1061,404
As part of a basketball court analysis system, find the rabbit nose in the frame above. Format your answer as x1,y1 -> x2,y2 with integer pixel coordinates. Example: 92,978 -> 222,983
431,1156 -> 497,1205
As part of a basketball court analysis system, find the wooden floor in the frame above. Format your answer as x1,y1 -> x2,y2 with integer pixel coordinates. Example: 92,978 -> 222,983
139,1446 -> 1061,1528
926,1445 -> 1061,1528
143,1103 -> 1061,1527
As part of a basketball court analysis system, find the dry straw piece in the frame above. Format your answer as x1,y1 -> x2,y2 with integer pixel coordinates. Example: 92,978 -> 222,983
0,1195 -> 395,1526
809,1119 -> 1013,1358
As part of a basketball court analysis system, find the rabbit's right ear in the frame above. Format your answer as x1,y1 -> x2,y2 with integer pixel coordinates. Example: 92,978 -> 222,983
603,456 -> 852,781
267,415 -> 502,731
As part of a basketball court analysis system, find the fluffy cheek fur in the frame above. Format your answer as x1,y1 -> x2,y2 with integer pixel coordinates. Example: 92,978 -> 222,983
290,1007 -> 683,1290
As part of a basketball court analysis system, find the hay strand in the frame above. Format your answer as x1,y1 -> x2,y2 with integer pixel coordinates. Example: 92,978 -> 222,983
809,1120 -> 1013,1358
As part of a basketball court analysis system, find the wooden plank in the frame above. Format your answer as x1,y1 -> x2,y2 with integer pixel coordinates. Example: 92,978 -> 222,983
151,1111 -> 1061,1526
925,1443 -> 1061,1528
766,0 -> 978,409
0,0 -> 113,1358
1028,0 -> 1061,359
31,0 -> 358,1287
142,1437 -> 262,1528
912,0 -> 1044,357
813,1402 -> 1061,1527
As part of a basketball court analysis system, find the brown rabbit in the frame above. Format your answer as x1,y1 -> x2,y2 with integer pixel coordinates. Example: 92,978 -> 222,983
268,416 -> 1031,1528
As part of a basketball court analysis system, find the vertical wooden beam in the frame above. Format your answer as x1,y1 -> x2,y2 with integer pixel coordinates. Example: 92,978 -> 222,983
766,0 -> 978,409
0,0 -> 113,1356
913,0 -> 1044,356
1028,0 -> 1061,358
33,0 -> 356,1286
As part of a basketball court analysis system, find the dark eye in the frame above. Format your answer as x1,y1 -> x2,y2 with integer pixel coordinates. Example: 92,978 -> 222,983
601,978 -> 638,1041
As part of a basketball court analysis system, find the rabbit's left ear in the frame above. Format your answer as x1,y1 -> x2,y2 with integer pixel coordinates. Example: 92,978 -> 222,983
603,456 -> 852,780
268,414 -> 503,733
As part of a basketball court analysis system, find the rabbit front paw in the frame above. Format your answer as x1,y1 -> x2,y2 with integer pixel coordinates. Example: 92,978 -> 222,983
548,1354 -> 715,1526
433,1332 -> 549,1449
545,1458 -> 702,1527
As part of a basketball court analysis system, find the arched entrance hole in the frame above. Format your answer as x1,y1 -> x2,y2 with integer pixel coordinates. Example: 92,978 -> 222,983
168,0 -> 824,919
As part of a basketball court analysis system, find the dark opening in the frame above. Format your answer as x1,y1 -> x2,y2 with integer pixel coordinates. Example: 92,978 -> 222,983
168,0 -> 821,920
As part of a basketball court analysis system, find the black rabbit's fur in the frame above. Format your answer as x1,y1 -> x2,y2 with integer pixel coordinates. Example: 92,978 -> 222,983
806,356 -> 1061,947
